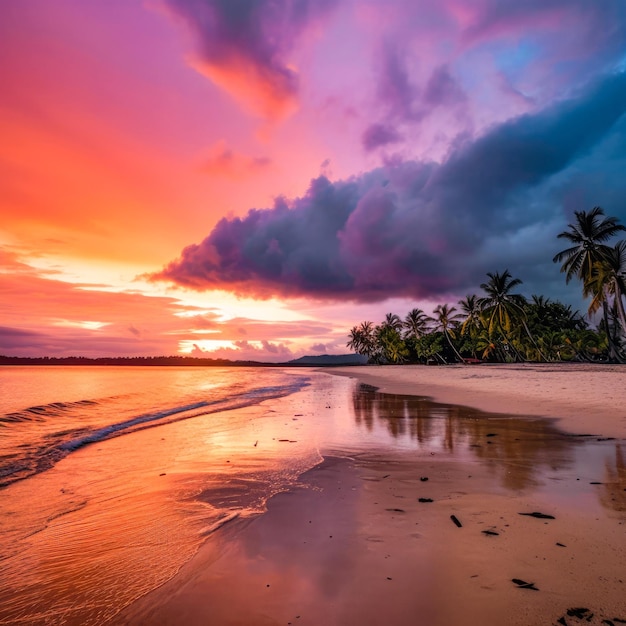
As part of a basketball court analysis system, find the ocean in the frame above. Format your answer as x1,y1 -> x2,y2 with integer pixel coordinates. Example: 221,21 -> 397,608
0,366 -> 622,625
0,366 -> 326,625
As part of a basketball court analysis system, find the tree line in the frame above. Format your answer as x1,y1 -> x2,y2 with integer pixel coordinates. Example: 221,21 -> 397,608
347,207 -> 626,364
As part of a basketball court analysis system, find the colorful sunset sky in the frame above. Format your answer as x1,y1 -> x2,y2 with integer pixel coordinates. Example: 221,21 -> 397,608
2,0 -> 626,360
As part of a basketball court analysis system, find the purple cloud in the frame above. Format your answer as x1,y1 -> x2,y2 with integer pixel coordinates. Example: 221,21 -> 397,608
362,123 -> 403,151
423,65 -> 467,108
376,42 -> 417,120
366,48 -> 468,152
152,71 -> 626,302
0,326 -> 43,351
461,0 -> 626,53
163,0 -> 337,115
361,0 -> 626,155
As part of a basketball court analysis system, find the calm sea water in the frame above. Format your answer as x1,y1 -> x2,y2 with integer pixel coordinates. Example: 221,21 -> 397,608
0,366 -> 623,625
0,366 -> 319,626
0,366 -> 310,489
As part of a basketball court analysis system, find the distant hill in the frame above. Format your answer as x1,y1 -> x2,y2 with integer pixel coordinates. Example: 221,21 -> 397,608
286,354 -> 367,366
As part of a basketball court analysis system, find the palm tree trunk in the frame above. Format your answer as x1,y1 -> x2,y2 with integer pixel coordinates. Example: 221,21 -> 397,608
521,319 -> 548,362
444,330 -> 464,363
602,299 -> 621,362
613,288 -> 626,337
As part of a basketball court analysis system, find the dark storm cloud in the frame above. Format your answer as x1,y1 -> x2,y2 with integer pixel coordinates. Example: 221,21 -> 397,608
153,72 -> 626,302
428,71 -> 626,246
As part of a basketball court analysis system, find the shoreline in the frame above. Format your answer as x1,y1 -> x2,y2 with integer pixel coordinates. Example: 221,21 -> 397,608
323,363 -> 626,439
118,451 -> 626,626
115,365 -> 626,625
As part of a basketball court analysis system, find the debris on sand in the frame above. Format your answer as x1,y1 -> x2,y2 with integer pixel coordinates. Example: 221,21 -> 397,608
518,511 -> 555,519
511,578 -> 539,591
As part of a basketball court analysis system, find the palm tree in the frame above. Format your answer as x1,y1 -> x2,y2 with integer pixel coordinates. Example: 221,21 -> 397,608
553,207 -> 625,361
553,206 -> 625,285
347,326 -> 364,354
478,270 -> 525,335
458,295 -> 482,337
346,321 -> 377,360
403,308 -> 430,339
383,313 -> 403,333
431,303 -> 464,362
586,241 -> 626,337
457,294 -> 485,360
478,270 -> 546,361
376,325 -> 409,363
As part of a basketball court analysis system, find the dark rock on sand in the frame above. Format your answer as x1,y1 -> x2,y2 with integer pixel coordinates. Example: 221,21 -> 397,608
518,511 -> 555,519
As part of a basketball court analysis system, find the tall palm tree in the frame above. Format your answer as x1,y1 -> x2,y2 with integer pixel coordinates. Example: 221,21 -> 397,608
403,308 -> 430,339
586,241 -> 626,336
553,207 -> 625,361
478,270 -> 545,361
553,207 -> 625,285
431,303 -> 464,362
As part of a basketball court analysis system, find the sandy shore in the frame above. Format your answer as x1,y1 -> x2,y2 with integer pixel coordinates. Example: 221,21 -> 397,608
327,363 -> 626,438
116,366 -> 626,626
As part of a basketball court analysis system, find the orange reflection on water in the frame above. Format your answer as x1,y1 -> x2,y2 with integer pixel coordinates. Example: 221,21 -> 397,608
352,384 -> 593,493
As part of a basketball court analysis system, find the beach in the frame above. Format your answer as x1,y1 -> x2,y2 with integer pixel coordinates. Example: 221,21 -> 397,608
329,363 -> 626,439
116,364 -> 626,626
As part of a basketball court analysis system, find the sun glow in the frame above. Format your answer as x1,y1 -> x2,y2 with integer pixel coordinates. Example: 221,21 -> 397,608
52,320 -> 111,330
178,339 -> 238,354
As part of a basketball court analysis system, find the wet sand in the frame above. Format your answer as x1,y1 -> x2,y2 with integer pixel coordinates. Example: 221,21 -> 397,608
329,363 -> 626,438
117,366 -> 626,626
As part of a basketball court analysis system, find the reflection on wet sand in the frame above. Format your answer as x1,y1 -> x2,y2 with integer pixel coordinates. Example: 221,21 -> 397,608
352,384 -> 581,492
117,375 -> 626,626
601,444 -> 626,512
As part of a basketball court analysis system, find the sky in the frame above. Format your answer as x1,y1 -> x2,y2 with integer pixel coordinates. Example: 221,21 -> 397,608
1,0 -> 626,361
